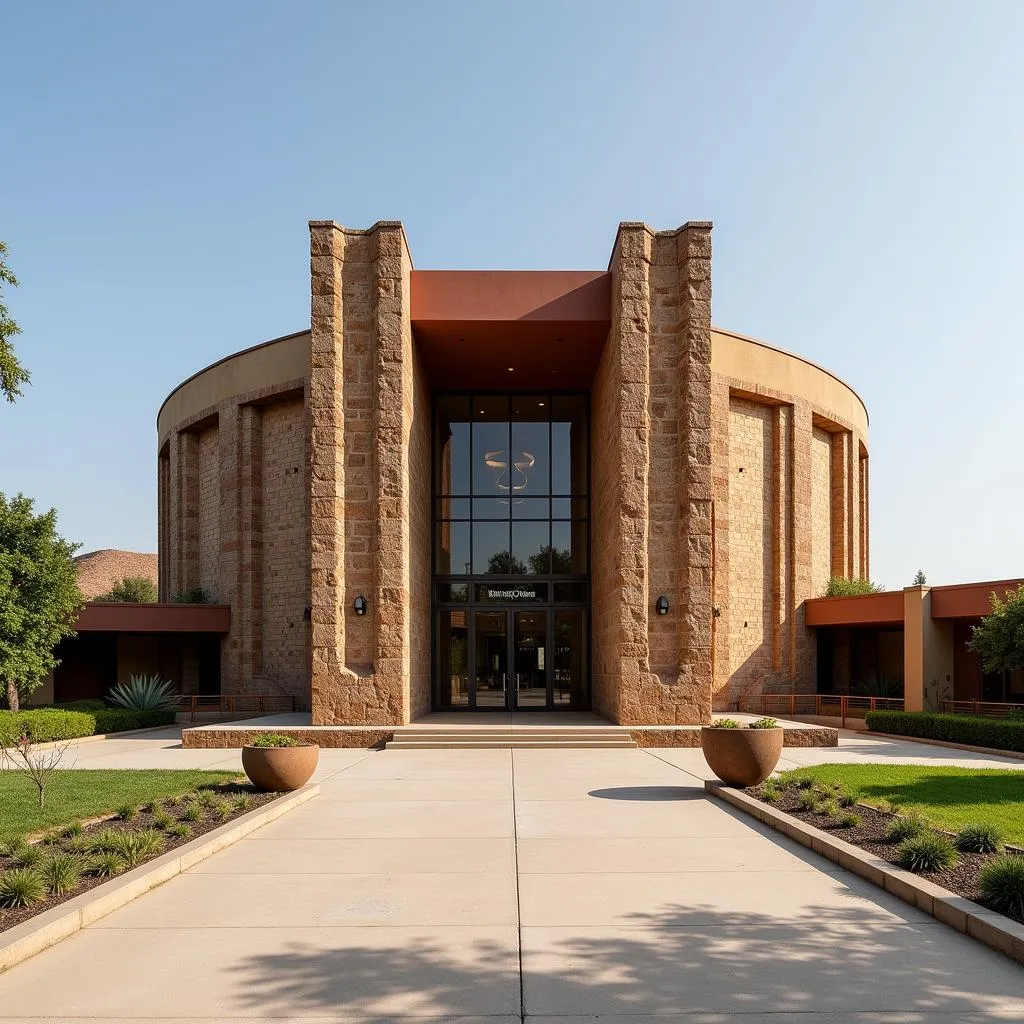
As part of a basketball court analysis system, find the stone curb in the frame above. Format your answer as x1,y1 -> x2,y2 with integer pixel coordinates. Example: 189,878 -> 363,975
867,730 -> 1024,762
705,781 -> 1024,968
0,783 -> 320,975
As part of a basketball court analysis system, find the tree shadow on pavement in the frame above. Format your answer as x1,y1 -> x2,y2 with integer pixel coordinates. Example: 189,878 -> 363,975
229,901 -> 1024,1020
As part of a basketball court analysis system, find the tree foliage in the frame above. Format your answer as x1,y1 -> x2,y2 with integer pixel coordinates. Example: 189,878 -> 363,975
0,241 -> 30,403
970,585 -> 1024,675
824,576 -> 884,597
97,575 -> 158,603
0,492 -> 83,711
914,569 -> 927,585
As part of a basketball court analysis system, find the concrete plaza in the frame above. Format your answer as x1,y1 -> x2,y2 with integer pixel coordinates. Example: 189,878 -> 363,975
0,730 -> 1021,1021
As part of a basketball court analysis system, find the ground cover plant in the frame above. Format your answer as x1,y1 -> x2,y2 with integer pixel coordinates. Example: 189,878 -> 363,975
0,769 -> 239,842
0,777 -> 279,931
747,767 -> 1024,926
773,764 -> 1024,843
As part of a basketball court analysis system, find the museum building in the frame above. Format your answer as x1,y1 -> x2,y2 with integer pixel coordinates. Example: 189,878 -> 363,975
156,220 -> 869,726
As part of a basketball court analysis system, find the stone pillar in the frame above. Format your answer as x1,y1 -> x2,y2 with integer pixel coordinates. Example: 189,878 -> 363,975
308,220 -> 418,726
903,585 -> 954,712
791,400 -> 816,685
674,223 -> 714,723
237,404 -> 264,691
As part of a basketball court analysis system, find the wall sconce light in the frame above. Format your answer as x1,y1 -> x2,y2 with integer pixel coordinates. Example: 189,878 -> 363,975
353,595 -> 367,616
655,595 -> 670,616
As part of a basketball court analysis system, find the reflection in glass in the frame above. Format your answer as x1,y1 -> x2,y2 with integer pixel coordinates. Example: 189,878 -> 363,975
515,610 -> 548,708
435,498 -> 470,520
472,396 -> 510,496
435,396 -> 471,496
438,610 -> 469,706
436,522 -> 471,575
550,521 -> 586,574
511,497 -> 550,520
551,394 -> 587,495
473,521 -> 512,574
512,521 -> 551,574
511,417 -> 549,498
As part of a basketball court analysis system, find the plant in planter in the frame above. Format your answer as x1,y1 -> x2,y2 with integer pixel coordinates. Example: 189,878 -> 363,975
241,733 -> 319,792
701,717 -> 784,787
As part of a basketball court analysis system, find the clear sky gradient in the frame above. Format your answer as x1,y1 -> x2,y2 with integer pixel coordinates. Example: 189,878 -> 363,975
2,1 -> 1022,590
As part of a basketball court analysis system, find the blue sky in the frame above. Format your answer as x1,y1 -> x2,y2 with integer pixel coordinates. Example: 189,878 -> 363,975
2,1 -> 1022,590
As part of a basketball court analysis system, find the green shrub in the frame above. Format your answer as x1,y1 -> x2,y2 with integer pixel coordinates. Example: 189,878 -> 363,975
167,823 -> 191,840
86,852 -> 126,877
107,675 -> 179,712
233,792 -> 256,813
837,811 -> 861,829
1,837 -> 28,858
85,828 -> 122,854
40,828 -> 64,845
886,810 -> 929,843
195,789 -> 220,808
61,821 -> 84,838
865,711 -> 1024,754
0,867 -> 46,907
0,709 -> 94,743
41,852 -> 83,895
96,575 -> 158,603
212,798 -> 234,822
898,833 -> 958,873
760,781 -> 781,802
249,733 -> 302,747
709,719 -> 741,730
818,798 -> 840,818
152,810 -> 174,831
824,576 -> 883,597
182,801 -> 204,822
91,708 -> 177,733
64,834 -> 92,855
837,790 -> 856,808
116,803 -> 138,822
0,707 -> 176,743
172,585 -> 214,604
978,854 -> 1024,918
748,717 -> 779,729
955,823 -> 1005,855
9,843 -> 44,869
106,829 -> 164,868
794,778 -> 814,790
798,789 -> 818,810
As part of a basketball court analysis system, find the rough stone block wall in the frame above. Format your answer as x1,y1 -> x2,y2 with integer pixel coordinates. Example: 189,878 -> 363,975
259,399 -> 308,703
197,426 -> 221,598
810,426 -> 833,597
726,398 -> 774,702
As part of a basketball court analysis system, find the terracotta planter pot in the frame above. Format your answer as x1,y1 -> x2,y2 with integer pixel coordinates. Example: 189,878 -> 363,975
241,744 -> 319,792
700,727 -> 783,787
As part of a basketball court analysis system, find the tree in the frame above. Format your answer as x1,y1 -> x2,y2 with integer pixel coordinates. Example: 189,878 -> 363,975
486,552 -> 527,575
969,585 -> 1024,675
0,241 -> 30,403
0,492 -> 83,711
913,569 -> 927,585
823,576 -> 884,597
97,575 -> 158,602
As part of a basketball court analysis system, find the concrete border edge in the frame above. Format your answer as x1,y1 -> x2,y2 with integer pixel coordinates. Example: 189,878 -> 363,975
704,781 -> 1024,967
0,783 -> 320,974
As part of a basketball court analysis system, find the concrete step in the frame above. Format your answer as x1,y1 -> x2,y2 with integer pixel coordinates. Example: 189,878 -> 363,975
385,739 -> 637,749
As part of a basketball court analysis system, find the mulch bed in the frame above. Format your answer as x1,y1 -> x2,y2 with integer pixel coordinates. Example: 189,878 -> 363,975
0,782 -> 279,933
746,783 -> 1024,927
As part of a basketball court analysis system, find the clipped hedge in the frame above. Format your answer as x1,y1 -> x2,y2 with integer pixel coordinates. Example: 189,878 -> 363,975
865,711 -> 1024,753
0,708 -> 176,744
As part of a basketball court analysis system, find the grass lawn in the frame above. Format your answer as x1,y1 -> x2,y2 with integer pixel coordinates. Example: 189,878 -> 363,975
0,770 -> 240,841
778,764 -> 1024,843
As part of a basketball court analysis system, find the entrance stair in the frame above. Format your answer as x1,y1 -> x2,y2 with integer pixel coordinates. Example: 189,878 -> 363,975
385,724 -> 637,749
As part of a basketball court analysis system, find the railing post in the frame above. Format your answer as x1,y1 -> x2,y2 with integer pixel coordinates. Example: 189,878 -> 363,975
790,694 -> 795,718
841,695 -> 847,728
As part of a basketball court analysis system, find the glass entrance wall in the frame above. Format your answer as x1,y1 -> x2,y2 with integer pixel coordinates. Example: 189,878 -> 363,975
433,393 -> 590,710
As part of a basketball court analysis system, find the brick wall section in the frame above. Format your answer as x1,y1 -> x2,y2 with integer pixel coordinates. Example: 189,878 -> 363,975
810,426 -> 833,597
725,398 -> 774,702
157,448 -> 170,601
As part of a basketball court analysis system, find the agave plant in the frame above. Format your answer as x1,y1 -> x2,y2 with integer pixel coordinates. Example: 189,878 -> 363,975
107,674 -> 180,711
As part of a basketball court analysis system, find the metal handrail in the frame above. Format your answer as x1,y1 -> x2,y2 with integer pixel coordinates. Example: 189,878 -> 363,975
736,693 -> 905,727
941,700 -> 1024,719
173,694 -> 297,724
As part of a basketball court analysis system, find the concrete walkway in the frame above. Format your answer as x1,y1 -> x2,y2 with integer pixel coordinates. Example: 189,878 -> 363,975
0,734 -> 1021,1021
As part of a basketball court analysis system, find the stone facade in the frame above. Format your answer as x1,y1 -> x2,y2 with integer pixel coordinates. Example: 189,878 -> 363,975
158,218 -> 869,723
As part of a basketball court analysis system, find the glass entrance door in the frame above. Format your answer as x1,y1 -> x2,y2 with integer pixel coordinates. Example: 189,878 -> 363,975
473,611 -> 508,708
514,610 -> 548,708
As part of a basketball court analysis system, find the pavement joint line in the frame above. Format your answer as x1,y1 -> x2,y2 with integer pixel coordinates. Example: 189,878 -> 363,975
511,749 -> 526,1024
0,782 -> 320,975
